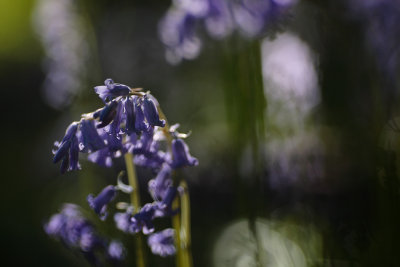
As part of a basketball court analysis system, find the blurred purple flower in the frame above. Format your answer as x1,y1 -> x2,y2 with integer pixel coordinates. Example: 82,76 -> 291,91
159,9 -> 201,64
44,204 -> 100,251
149,164 -> 173,201
114,212 -> 135,233
107,240 -> 125,261
159,0 -> 296,63
348,0 -> 400,104
147,229 -> 176,257
33,0 -> 89,109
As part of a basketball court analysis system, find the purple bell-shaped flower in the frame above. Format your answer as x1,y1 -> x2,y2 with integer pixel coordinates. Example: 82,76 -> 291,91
87,185 -> 117,220
170,138 -> 198,168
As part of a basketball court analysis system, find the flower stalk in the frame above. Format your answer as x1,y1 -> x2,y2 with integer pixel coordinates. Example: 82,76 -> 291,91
50,79 -> 198,265
158,106 -> 194,267
180,180 -> 193,267
124,152 -> 146,267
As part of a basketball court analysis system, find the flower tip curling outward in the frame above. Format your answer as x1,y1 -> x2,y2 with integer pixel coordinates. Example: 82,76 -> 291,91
94,78 -> 131,103
147,228 -> 176,257
87,185 -> 117,220
171,138 -> 198,168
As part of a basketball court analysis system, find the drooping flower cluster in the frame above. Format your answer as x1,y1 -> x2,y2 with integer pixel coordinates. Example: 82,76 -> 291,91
44,204 -> 125,264
50,79 -> 198,258
159,0 -> 298,63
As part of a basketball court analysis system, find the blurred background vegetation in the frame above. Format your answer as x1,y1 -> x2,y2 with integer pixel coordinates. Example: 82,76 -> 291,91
2,0 -> 400,266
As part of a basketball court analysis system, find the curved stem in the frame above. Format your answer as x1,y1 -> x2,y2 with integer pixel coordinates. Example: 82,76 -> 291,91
124,153 -> 146,267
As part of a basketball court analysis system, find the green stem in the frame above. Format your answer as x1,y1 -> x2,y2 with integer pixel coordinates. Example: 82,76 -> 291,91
157,105 -> 194,267
124,153 -> 146,267
180,180 -> 193,267
172,194 -> 184,267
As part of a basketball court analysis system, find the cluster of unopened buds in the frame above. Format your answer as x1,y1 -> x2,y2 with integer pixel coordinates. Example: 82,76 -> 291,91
46,79 -> 198,261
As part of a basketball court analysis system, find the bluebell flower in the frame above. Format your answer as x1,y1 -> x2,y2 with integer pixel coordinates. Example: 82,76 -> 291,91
154,186 -> 178,218
53,122 -> 78,163
114,205 -> 159,235
131,203 -> 157,234
79,119 -> 106,152
87,185 -> 117,220
60,154 -> 70,174
45,204 -> 124,265
170,138 -> 198,168
44,204 -> 100,251
87,148 -> 113,167
147,229 -> 176,257
94,78 -> 131,103
233,0 -> 295,37
108,100 -> 125,135
143,95 -> 166,127
125,96 -> 137,135
114,212 -> 135,233
95,100 -> 119,128
131,127 -> 167,169
134,151 -> 166,170
204,0 -> 234,39
134,97 -> 149,132
68,135 -> 81,171
87,130 -> 124,168
79,226 -> 98,252
160,0 -> 296,63
107,241 -> 125,261
132,127 -> 156,157
149,164 -> 173,201
104,131 -> 123,152
159,9 -> 201,64
53,122 -> 82,173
